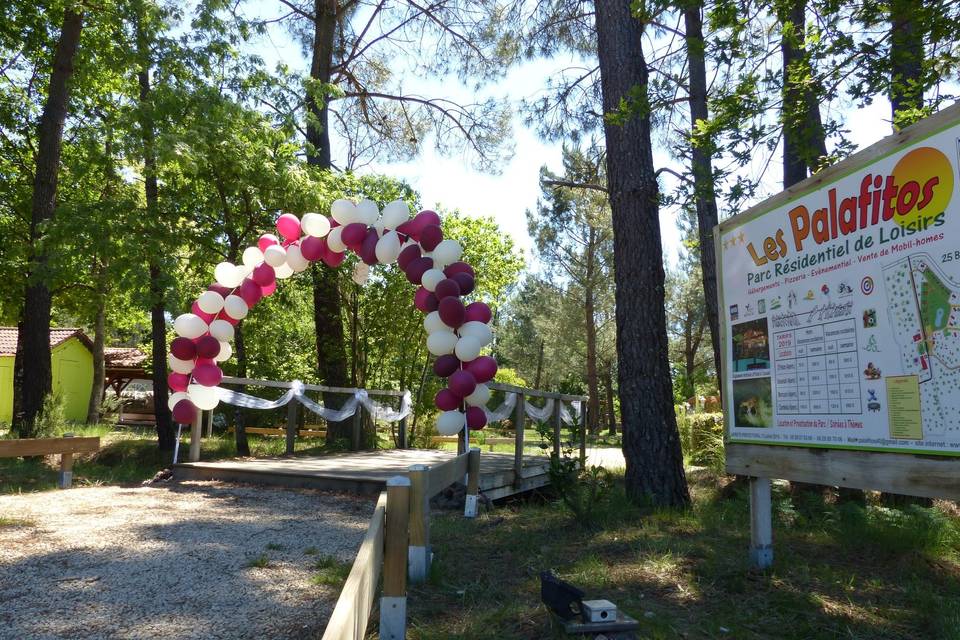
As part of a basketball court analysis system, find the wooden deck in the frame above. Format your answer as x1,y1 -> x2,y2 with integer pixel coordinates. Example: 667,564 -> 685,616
173,449 -> 552,501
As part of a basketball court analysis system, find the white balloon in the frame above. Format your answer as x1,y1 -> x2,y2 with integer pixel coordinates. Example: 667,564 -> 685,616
421,268 -> 445,292
168,353 -> 195,375
209,319 -> 235,342
424,311 -> 452,335
436,410 -> 465,436
374,231 -> 402,264
188,384 -> 220,411
427,331 -> 458,356
380,199 -> 410,229
238,263 -> 253,278
331,199 -> 357,224
168,391 -> 190,412
465,384 -> 491,407
223,294 -> 249,320
459,321 -> 493,346
432,239 -> 463,267
215,340 -> 232,362
352,262 -> 370,286
326,226 -> 347,253
196,291 -> 225,315
263,245 -> 287,267
242,246 -> 264,267
356,199 -> 379,225
454,335 -> 483,361
214,262 -> 244,288
274,263 -> 294,279
286,244 -> 309,272
174,313 -> 207,339
301,212 -> 331,238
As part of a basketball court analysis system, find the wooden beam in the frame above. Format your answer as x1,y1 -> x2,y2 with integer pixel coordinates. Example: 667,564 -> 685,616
426,452 -> 470,497
381,477 -> 411,639
189,413 -> 202,462
407,465 -> 430,583
221,375 -> 406,397
488,381 -> 588,402
285,400 -> 298,455
465,447 -> 481,518
0,437 -> 99,458
514,394 -> 526,488
552,399 -> 562,460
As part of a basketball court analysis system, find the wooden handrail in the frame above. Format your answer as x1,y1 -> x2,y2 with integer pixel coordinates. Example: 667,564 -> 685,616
426,451 -> 471,497
221,375 -> 407,397
0,437 -> 99,457
487,382 -> 588,403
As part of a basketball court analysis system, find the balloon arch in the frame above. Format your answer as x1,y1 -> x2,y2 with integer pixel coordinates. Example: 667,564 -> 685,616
165,199 -> 497,437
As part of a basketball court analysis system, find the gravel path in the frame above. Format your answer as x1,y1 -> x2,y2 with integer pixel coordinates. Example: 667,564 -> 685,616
0,481 -> 375,640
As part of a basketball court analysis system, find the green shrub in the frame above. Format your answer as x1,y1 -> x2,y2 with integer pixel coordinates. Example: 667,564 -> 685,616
34,391 -> 69,438
830,502 -> 960,557
676,411 -> 724,469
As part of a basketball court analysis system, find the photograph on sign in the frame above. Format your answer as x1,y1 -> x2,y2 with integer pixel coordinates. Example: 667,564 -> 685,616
717,120 -> 960,456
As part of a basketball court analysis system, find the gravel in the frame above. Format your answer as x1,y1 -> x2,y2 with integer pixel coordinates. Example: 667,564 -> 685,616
0,481 -> 375,640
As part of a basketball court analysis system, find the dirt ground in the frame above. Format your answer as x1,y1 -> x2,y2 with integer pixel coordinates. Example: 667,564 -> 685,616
0,481 -> 374,640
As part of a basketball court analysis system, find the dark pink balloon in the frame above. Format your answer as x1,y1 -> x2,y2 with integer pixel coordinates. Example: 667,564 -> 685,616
444,261 -> 475,278
433,354 -> 460,378
466,406 -> 487,430
257,234 -> 279,252
191,301 -> 215,324
435,388 -> 461,411
465,301 -> 492,324
276,213 -> 301,240
397,244 -> 421,270
239,278 -> 263,307
341,223 -> 368,251
170,337 -> 197,361
414,287 -> 432,312
405,256 -> 433,285
195,357 -> 216,367
215,311 -> 239,326
466,356 -> 497,383
193,362 -> 223,387
434,278 -> 461,300
438,296 -> 465,328
172,399 -> 197,424
323,249 -> 345,268
300,235 -> 326,261
451,272 -> 475,295
195,335 -> 221,360
261,280 -> 277,296
329,216 -> 340,228
412,210 -> 441,230
420,224 -> 443,251
360,228 -> 380,265
252,263 -> 276,287
395,219 -> 416,240
448,370 -> 477,398
207,283 -> 233,298
168,372 -> 190,393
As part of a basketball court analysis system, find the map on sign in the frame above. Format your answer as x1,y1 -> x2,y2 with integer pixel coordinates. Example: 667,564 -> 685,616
717,115 -> 960,456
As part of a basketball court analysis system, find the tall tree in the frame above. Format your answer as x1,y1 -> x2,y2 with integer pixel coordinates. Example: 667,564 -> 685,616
13,7 -> 84,437
594,0 -> 690,507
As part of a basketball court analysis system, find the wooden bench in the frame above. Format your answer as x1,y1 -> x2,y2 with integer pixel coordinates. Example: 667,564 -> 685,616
226,427 -> 328,438
0,435 -> 100,488
430,436 -> 517,452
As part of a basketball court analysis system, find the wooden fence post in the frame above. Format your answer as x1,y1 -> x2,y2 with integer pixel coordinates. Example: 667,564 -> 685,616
352,402 -> 363,451
749,477 -> 773,569
189,413 -> 202,462
398,416 -> 407,449
407,464 -> 431,582
513,393 -> 526,488
285,399 -> 298,455
465,447 -> 481,518
380,476 -> 410,640
552,398 -> 562,460
59,433 -> 74,489
579,401 -> 587,468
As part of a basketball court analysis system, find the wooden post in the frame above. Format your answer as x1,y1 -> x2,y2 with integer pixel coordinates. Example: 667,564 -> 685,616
513,393 -> 525,488
189,413 -> 202,462
380,475 -> 410,640
552,398 -> 562,461
398,416 -> 407,449
579,401 -> 587,468
749,477 -> 773,569
352,403 -> 362,451
59,432 -> 74,489
407,464 -> 431,582
285,399 -> 298,455
204,409 -> 213,438
465,447 -> 481,518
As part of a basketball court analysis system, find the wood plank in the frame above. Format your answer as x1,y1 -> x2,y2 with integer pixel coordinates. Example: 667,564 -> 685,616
514,394 -> 526,488
382,477 -> 410,598
221,375 -> 406,397
426,452 -> 470,497
488,381 -> 588,402
726,444 -> 960,501
321,491 -> 387,640
0,437 -> 99,457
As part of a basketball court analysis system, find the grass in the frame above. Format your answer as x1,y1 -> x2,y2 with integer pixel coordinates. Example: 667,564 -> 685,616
245,554 -> 272,569
0,515 -> 35,528
311,554 -> 351,588
398,469 -> 960,640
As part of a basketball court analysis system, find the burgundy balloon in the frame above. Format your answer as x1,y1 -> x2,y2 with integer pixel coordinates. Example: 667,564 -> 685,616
451,272 -> 475,295
433,354 -> 460,378
360,228 -> 380,265
412,210 -> 441,230
438,296 -> 466,328
405,256 -> 434,285
195,335 -> 221,360
466,406 -> 487,430
322,249 -> 345,268
193,362 -> 223,387
300,235 -> 326,261
238,278 -> 262,307
208,283 -> 233,298
395,219 -> 416,239
252,263 -> 276,287
464,301 -> 492,324
434,278 -> 461,301
170,337 -> 197,361
215,311 -> 239,326
397,244 -> 421,270
443,261 -> 474,278
448,369 -> 477,398
419,224 -> 443,251
465,355 -> 497,383
434,389 -> 461,411
414,287 -> 432,312
191,301 -> 215,324
171,399 -> 198,424
167,372 -> 189,393
341,222 -> 368,250
424,293 -> 439,312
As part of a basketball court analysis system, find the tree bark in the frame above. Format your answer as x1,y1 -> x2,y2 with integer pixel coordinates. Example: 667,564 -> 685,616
683,1 -> 722,392
584,226 -> 601,434
86,278 -> 106,424
594,0 -> 690,507
534,339 -> 544,389
13,8 -> 84,437
889,0 -> 924,128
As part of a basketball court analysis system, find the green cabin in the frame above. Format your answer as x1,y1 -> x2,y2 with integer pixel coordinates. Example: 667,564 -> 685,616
0,327 -> 95,424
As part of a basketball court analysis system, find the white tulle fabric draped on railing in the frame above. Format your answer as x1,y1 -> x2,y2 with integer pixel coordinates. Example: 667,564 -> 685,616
482,391 -> 518,422
481,392 -> 583,426
216,380 -> 412,422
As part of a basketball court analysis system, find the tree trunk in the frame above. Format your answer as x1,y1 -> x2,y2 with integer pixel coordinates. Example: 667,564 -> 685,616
534,339 -> 544,389
594,0 -> 690,507
683,1 -> 722,394
86,278 -> 106,424
890,0 -> 924,128
584,227 -> 601,434
603,359 -> 617,435
234,321 -> 250,456
13,9 -> 84,438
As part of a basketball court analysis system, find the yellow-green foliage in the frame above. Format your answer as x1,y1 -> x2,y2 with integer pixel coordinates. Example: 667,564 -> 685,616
675,409 -> 724,468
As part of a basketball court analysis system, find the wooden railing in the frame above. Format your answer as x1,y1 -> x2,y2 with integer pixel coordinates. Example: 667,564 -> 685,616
0,435 -> 100,488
